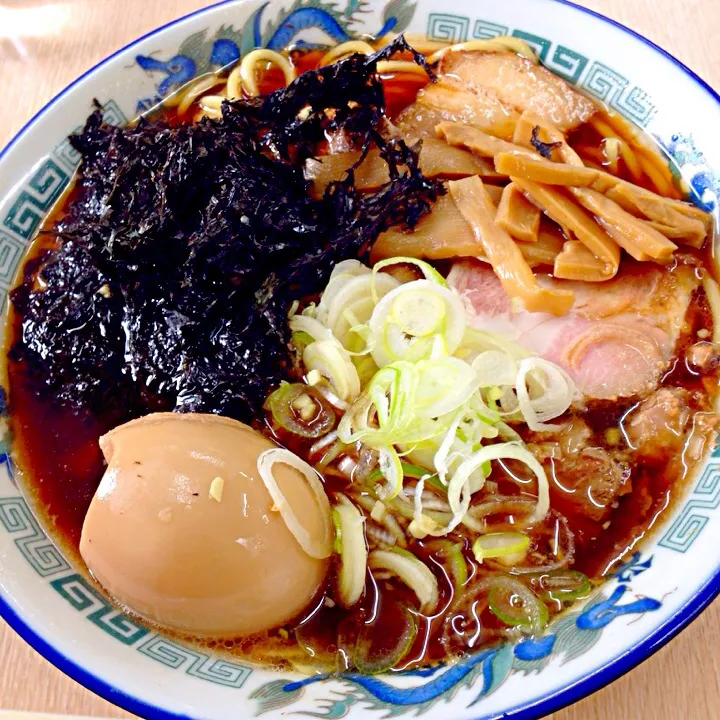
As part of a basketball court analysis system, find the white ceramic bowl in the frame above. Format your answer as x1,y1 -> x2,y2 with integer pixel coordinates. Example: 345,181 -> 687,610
0,1 -> 718,718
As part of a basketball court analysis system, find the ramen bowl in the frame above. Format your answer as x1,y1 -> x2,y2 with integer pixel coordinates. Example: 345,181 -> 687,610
0,1 -> 718,718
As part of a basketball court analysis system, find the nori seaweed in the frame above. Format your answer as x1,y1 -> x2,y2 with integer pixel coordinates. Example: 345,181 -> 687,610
10,37 -> 442,424
530,125 -> 562,159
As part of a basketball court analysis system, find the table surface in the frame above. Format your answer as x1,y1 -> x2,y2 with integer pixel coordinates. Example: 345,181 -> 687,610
0,0 -> 719,718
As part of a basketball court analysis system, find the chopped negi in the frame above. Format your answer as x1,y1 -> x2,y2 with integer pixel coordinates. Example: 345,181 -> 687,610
10,38 -> 442,423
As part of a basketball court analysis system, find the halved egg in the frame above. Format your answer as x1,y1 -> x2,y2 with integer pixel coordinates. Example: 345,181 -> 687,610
80,412 -> 333,636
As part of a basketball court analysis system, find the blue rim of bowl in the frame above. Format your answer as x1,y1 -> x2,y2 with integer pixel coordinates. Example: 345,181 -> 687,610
0,1 -> 718,718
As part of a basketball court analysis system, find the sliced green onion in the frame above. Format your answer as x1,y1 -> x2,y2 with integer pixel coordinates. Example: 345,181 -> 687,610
414,358 -> 479,419
459,402 -> 500,442
399,461 -> 436,479
469,391 -> 502,425
290,330 -> 314,356
389,494 -> 453,526
338,363 -> 451,448
316,260 -> 372,322
354,599 -> 417,674
401,441 -> 438,474
336,298 -> 375,345
369,461 -> 442,486
325,272 -> 399,348
408,476 -> 441,538
332,496 -> 367,608
403,463 -> 446,492
426,539 -> 468,593
466,496 -> 536,525
368,464 -> 446,519
266,383 -> 335,438
447,441 -> 550,527
515,357 -> 575,431
391,289 -> 446,337
331,259 -> 371,279
316,438 -> 348,470
304,340 -> 361,402
372,256 -> 448,289
431,402 -> 498,486
381,320 -> 438,364
368,280 -> 466,367
370,500 -> 387,522
332,507 -> 343,554
472,532 -> 530,565
379,362 -> 417,429
467,460 -> 492,493
496,420 -> 521,441
367,364 -> 408,428
336,395 -> 371,444
368,548 -> 439,613
375,446 -> 404,500
535,569 -> 591,601
256,448 -> 334,559
433,410 -> 465,485
429,333 -> 448,359
353,353 -> 379,386
487,577 -> 548,633
472,350 -> 518,387
289,313 -> 333,341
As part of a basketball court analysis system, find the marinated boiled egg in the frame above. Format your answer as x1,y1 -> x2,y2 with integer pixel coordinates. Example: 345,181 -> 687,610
80,413 -> 333,636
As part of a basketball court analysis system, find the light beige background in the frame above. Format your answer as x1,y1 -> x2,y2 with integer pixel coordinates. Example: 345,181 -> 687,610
0,0 -> 718,718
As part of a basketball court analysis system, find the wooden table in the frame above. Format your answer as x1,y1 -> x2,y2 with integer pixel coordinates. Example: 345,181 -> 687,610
0,0 -> 718,717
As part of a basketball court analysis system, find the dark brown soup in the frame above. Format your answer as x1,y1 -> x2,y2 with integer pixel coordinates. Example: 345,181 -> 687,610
4,39 -> 719,672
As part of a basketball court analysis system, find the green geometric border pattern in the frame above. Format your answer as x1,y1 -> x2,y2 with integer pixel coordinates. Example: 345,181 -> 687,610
2,158 -> 69,242
137,636 -> 252,688
0,100 -> 126,291
0,497 -> 70,577
50,573 -> 150,645
0,495 -> 252,688
658,448 -> 720,552
426,13 -> 655,124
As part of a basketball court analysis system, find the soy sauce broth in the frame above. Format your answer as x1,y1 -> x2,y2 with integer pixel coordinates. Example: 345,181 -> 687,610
3,45 -> 718,670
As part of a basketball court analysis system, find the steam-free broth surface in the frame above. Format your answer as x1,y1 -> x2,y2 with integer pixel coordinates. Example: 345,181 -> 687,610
5,38 -> 718,671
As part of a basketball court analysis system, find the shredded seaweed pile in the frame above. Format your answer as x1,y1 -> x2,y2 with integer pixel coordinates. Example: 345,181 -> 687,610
10,38 -> 442,423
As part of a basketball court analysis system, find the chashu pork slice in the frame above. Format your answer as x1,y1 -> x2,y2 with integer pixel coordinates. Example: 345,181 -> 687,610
437,50 -> 596,132
395,81 -> 519,142
449,259 -> 700,400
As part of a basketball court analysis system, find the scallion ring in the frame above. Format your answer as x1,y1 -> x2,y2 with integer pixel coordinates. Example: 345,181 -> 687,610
256,448 -> 333,559
472,532 -> 530,565
266,383 -> 336,438
368,548 -> 439,613
332,495 -> 367,607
